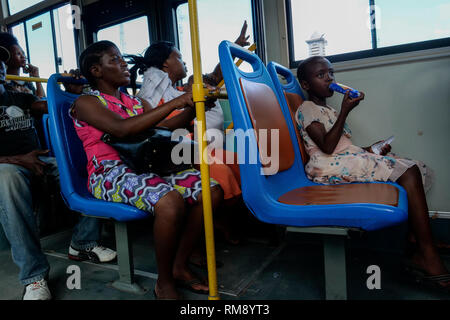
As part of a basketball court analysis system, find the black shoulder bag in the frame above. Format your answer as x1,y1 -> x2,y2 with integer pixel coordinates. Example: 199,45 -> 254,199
101,127 -> 196,176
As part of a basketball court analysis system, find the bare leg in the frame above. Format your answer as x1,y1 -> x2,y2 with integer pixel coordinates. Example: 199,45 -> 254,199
153,190 -> 186,299
397,165 -> 449,282
173,185 -> 224,292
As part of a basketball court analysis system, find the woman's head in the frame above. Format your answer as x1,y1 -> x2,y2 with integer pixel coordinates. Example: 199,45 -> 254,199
0,32 -> 26,70
297,56 -> 335,99
79,40 -> 130,88
127,41 -> 187,90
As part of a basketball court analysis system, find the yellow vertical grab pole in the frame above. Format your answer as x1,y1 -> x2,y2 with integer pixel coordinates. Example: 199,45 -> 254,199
188,0 -> 219,300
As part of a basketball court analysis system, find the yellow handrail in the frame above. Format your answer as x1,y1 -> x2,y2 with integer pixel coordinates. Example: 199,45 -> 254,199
6,73 -> 81,85
188,0 -> 219,300
6,74 -> 48,83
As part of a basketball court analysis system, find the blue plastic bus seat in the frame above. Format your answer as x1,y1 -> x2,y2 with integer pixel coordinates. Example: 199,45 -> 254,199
219,42 -> 408,299
267,61 -> 309,164
47,74 -> 149,294
219,42 -> 408,231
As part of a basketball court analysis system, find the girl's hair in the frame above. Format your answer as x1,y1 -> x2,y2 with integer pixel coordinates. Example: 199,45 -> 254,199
0,32 -> 19,61
297,56 -> 326,83
79,40 -> 118,87
126,41 -> 175,93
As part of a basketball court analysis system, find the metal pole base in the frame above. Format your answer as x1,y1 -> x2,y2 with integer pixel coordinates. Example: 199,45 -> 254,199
112,221 -> 147,295
323,235 -> 347,300
111,280 -> 147,295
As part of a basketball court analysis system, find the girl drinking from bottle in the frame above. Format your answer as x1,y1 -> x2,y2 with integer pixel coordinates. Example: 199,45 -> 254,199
295,56 -> 449,291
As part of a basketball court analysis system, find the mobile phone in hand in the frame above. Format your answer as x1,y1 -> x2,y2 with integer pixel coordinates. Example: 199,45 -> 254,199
22,64 -> 30,74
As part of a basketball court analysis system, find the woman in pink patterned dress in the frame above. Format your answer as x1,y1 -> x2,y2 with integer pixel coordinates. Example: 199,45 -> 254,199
71,41 -> 224,299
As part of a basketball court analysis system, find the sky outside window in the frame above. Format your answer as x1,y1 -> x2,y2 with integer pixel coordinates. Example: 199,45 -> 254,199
8,0 -> 45,15
25,11 -> 56,79
375,0 -> 450,48
291,0 -> 372,61
176,0 -> 254,79
290,0 -> 450,61
53,4 -> 78,73
97,16 -> 150,57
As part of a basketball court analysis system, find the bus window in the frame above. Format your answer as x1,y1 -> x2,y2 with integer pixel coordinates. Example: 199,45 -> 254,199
53,4 -> 78,74
375,0 -> 450,48
287,0 -> 450,65
175,0 -> 255,78
25,12 -> 57,83
9,4 -> 78,92
289,0 -> 372,61
97,16 -> 150,57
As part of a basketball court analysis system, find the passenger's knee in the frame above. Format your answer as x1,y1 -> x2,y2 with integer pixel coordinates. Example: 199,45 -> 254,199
211,185 -> 224,206
0,164 -> 30,192
154,190 -> 186,222
197,185 -> 224,208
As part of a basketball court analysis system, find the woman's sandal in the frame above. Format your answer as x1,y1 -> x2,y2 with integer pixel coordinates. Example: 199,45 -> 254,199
403,260 -> 450,293
175,271 -> 209,295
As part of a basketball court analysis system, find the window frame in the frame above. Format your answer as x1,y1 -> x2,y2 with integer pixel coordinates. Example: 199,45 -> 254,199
7,0 -> 47,16
285,0 -> 450,68
3,0 -> 67,25
7,1 -> 74,74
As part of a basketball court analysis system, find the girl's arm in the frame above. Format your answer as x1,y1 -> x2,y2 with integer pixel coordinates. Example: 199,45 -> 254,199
306,91 -> 365,154
73,92 -> 194,138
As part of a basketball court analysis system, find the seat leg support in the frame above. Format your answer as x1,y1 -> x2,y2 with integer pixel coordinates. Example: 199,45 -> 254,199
323,235 -> 347,300
111,221 -> 146,294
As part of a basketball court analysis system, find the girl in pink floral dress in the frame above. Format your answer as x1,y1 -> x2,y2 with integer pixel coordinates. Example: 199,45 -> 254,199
295,56 -> 449,290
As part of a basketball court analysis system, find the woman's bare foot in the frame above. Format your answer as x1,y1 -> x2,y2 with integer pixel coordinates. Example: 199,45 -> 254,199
173,265 -> 209,294
154,280 -> 181,299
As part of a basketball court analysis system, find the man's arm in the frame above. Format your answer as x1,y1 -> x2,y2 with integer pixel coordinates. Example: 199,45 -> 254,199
31,100 -> 48,114
0,150 -> 49,176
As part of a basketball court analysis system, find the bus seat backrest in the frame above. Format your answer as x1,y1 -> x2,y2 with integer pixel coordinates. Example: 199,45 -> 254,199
60,100 -> 88,181
283,91 -> 309,164
239,78 -> 295,173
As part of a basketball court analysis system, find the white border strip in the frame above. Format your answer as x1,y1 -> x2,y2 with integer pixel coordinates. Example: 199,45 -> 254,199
332,46 -> 450,72
429,211 -> 450,220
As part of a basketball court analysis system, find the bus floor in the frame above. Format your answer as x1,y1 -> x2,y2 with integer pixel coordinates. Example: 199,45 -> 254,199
0,217 -> 449,300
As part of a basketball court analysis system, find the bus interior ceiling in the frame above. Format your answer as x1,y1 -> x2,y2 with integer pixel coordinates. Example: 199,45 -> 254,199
0,0 -> 449,300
